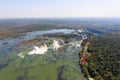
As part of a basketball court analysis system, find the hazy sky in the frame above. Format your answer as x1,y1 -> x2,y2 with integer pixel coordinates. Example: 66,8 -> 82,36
0,0 -> 120,18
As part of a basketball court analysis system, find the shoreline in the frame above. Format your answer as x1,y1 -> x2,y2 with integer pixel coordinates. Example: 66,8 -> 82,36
79,39 -> 95,80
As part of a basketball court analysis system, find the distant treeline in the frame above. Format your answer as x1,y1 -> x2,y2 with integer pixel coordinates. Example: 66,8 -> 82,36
0,20 -> 120,39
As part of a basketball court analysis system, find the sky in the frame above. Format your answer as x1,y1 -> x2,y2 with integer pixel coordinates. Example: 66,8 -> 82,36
0,0 -> 120,18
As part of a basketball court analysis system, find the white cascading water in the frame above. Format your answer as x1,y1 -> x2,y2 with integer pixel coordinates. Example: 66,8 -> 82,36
28,40 -> 61,55
18,52 -> 24,59
52,40 -> 61,50
28,44 -> 48,55
19,39 -> 83,57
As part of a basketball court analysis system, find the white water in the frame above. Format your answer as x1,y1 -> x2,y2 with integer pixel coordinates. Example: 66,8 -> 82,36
28,40 -> 61,55
52,40 -> 61,50
27,39 -> 84,55
18,52 -> 24,59
28,44 -> 48,55
69,40 -> 83,48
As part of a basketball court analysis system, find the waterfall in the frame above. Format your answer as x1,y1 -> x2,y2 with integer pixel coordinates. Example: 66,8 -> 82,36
52,40 -> 61,50
28,44 -> 48,55
27,40 -> 61,55
18,52 -> 24,59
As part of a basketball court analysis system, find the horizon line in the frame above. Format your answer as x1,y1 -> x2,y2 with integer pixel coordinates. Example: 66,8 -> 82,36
0,17 -> 120,19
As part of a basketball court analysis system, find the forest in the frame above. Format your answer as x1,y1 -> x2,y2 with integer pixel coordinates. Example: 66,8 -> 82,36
80,34 -> 120,80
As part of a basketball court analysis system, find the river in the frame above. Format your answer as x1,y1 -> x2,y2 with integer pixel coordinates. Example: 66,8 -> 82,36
0,29 -> 86,80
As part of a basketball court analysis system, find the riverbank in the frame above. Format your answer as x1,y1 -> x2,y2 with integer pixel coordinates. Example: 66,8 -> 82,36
79,40 -> 95,80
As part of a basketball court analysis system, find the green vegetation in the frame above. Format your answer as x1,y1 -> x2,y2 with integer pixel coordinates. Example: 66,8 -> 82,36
0,19 -> 120,40
44,33 -> 82,43
0,22 -> 58,39
0,21 -> 78,40
18,38 -> 41,46
80,34 -> 120,80
0,46 -> 84,80
0,31 -> 26,40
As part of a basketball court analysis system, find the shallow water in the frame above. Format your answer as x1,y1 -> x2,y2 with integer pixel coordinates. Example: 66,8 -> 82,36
0,29 -> 86,80
0,29 -> 75,54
